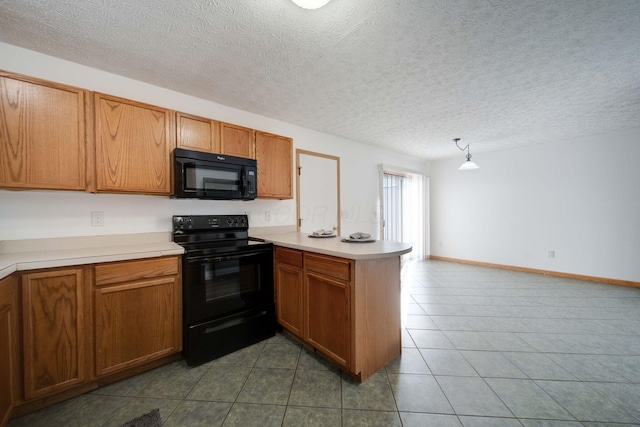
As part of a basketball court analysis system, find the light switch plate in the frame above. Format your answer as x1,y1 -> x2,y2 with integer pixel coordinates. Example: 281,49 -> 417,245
91,211 -> 104,227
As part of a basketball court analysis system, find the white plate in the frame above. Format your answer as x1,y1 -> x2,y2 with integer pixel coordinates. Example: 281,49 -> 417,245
309,234 -> 337,238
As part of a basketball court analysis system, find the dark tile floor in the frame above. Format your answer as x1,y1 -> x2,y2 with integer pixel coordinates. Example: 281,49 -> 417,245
8,260 -> 640,426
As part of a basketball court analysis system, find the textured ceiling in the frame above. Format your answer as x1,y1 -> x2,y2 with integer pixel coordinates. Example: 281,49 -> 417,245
0,0 -> 639,159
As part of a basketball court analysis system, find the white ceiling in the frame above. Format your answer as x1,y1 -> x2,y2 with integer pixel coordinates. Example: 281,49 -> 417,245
0,0 -> 639,159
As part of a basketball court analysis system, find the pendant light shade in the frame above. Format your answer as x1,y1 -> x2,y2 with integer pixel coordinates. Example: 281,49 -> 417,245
291,0 -> 331,9
453,138 -> 480,171
458,157 -> 480,170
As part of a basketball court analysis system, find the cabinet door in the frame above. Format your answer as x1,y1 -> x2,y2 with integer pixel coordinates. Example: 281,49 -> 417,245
304,272 -> 351,370
0,275 -> 18,426
94,93 -> 174,194
22,269 -> 88,400
255,131 -> 293,199
94,273 -> 180,377
220,122 -> 254,159
275,263 -> 304,338
176,112 -> 220,153
0,72 -> 86,191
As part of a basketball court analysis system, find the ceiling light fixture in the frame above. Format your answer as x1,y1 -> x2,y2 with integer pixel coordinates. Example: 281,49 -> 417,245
291,0 -> 331,9
454,138 -> 480,171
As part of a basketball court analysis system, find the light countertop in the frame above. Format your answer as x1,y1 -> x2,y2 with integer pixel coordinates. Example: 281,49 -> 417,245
0,231 -> 412,280
0,232 -> 184,280
250,232 -> 412,260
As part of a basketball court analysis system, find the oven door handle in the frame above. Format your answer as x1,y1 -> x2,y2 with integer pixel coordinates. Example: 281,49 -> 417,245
187,252 -> 266,264
204,310 -> 269,334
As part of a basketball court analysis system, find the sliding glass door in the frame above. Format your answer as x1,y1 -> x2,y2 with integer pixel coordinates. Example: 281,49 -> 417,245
382,170 -> 425,261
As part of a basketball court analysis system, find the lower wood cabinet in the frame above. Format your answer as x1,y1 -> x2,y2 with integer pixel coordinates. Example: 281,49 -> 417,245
93,257 -> 181,377
305,271 -> 351,369
21,268 -> 90,400
4,255 -> 182,421
276,248 -> 353,370
274,248 -> 304,337
274,248 -> 399,381
0,275 -> 18,427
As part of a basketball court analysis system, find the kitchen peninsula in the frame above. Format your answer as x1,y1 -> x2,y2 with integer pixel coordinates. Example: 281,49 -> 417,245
252,231 -> 412,381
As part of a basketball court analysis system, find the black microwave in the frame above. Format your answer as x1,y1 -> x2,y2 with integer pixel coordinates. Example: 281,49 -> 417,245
173,148 -> 257,200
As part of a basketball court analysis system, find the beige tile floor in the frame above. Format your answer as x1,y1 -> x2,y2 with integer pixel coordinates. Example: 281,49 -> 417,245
8,260 -> 640,426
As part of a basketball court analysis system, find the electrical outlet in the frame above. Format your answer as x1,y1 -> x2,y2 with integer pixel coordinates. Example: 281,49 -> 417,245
91,211 -> 104,227
265,209 -> 271,222
547,250 -> 555,258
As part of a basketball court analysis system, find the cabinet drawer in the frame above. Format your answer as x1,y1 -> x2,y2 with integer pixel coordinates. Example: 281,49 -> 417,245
95,257 -> 179,286
305,253 -> 352,282
275,247 -> 303,268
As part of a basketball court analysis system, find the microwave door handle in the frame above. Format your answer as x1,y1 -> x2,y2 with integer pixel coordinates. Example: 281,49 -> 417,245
242,167 -> 256,196
241,170 -> 251,196
241,168 -> 248,190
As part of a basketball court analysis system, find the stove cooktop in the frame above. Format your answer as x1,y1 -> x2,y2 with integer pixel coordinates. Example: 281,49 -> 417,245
172,214 -> 271,253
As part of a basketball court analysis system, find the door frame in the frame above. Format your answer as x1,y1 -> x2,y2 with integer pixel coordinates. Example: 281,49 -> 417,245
296,149 -> 341,234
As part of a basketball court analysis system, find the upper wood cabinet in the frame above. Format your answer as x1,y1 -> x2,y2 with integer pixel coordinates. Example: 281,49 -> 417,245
176,112 -> 220,153
21,268 -> 90,400
220,122 -> 255,159
0,72 -> 86,191
175,113 -> 255,159
0,70 -> 295,198
94,93 -> 174,195
175,114 -> 294,199
0,275 -> 18,427
93,257 -> 181,377
255,131 -> 293,199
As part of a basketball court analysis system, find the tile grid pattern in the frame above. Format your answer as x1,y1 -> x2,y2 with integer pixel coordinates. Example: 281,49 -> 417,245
8,260 -> 640,426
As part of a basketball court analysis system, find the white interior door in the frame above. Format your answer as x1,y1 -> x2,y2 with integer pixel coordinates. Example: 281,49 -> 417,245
297,150 -> 340,234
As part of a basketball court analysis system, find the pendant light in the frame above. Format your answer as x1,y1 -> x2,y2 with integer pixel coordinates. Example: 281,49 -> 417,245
291,0 -> 331,9
454,138 -> 479,171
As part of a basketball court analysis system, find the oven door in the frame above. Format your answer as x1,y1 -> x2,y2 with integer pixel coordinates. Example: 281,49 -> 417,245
183,246 -> 273,324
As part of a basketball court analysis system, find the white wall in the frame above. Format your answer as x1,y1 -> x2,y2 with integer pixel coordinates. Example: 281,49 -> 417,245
0,42 -> 428,241
429,129 -> 640,282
